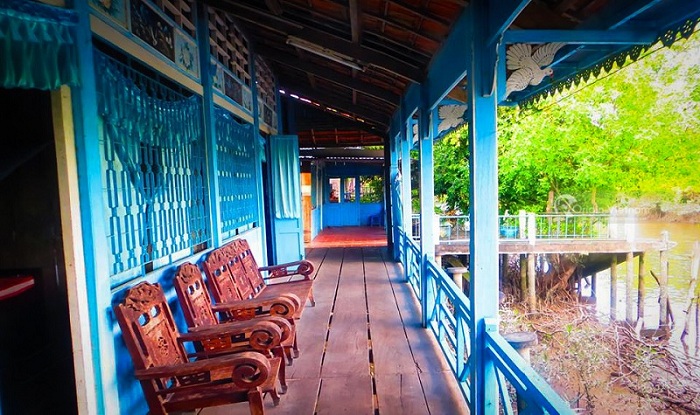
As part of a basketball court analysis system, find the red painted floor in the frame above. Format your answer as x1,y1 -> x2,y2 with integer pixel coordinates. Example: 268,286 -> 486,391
307,226 -> 387,248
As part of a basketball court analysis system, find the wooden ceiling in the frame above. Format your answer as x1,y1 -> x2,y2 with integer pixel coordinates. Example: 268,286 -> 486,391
206,0 -> 696,147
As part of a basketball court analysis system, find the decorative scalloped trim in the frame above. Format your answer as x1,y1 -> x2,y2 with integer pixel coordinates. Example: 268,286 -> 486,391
523,17 -> 700,106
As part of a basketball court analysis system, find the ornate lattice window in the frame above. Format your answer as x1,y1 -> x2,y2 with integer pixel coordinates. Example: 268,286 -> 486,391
255,56 -> 277,129
94,50 -> 209,284
207,7 -> 253,112
153,0 -> 196,37
215,108 -> 260,240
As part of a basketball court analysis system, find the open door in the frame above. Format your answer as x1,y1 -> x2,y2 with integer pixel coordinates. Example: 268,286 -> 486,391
301,172 -> 312,243
269,135 -> 304,263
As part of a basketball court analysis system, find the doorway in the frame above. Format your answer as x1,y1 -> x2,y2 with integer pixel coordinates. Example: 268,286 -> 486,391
0,88 -> 77,414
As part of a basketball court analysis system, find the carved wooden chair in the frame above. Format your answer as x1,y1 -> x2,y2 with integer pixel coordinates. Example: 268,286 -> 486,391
174,261 -> 298,370
229,239 -> 315,311
114,282 -> 283,415
202,248 -> 302,314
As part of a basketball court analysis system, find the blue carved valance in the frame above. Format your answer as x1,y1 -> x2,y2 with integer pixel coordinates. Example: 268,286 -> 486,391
525,16 -> 700,105
0,0 -> 80,90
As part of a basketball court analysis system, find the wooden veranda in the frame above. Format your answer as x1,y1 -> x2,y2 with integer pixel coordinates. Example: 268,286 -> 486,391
202,246 -> 469,415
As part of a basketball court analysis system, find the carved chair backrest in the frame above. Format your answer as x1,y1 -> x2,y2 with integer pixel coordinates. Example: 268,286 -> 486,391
113,282 -> 187,409
202,248 -> 244,304
220,243 -> 256,299
235,239 -> 266,292
173,262 -> 218,328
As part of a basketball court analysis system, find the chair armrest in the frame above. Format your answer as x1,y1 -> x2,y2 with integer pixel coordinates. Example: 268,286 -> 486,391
259,260 -> 314,279
179,320 -> 282,353
134,351 -> 271,389
210,295 -> 298,319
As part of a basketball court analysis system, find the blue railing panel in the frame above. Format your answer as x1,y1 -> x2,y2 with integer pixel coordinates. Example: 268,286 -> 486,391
397,223 -> 572,413
424,258 -> 471,396
485,330 -> 574,414
403,231 -> 422,296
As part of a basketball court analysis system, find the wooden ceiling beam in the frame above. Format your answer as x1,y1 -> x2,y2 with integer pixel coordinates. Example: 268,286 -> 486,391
286,28 -> 422,82
349,0 -> 362,43
385,0 -> 451,26
363,10 -> 443,43
256,45 -> 401,105
210,0 -> 423,82
281,83 -> 391,128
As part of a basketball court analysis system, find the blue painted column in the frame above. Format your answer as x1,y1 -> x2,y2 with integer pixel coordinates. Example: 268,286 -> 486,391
249,53 -> 269,265
69,1 -> 111,412
400,118 -> 412,270
195,2 -> 222,248
418,100 -> 435,328
389,132 -> 400,261
468,1 -> 500,413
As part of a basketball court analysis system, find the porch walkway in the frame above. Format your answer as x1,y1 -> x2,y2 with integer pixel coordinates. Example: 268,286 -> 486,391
201,246 -> 469,415
307,226 -> 387,248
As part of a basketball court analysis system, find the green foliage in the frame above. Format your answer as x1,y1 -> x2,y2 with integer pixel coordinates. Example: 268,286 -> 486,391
359,175 -> 383,203
433,35 -> 700,213
434,126 -> 470,213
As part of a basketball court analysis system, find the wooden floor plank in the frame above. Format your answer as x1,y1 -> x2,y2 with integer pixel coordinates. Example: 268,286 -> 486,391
375,373 -> 429,415
383,252 -> 453,374
202,377 -> 321,415
364,249 -> 419,376
288,249 -> 341,379
321,248 -> 371,377
419,369 -> 470,415
316,375 -> 374,415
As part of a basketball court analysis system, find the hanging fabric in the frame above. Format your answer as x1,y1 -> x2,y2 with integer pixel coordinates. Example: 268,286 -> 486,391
270,135 -> 301,219
0,0 -> 80,89
95,52 -> 201,201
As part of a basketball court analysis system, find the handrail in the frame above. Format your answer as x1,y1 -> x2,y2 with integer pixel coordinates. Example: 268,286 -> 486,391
485,330 -> 574,414
411,212 -> 632,242
396,226 -> 573,413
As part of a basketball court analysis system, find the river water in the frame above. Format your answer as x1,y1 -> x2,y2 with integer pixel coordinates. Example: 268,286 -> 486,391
590,221 -> 700,353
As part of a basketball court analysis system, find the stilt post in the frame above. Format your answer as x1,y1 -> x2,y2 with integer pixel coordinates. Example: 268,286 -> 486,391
626,251 -> 635,325
637,253 -> 646,322
591,272 -> 597,299
520,254 -> 527,302
527,253 -> 536,310
610,255 -> 618,320
659,231 -> 670,329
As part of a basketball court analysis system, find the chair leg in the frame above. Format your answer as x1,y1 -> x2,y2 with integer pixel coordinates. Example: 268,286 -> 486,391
293,335 -> 300,358
308,287 -> 316,307
273,348 -> 289,393
248,389 -> 265,415
268,387 -> 281,406
284,345 -> 294,365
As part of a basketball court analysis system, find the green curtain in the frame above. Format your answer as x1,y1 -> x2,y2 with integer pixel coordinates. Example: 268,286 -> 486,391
270,135 -> 301,219
0,0 -> 80,89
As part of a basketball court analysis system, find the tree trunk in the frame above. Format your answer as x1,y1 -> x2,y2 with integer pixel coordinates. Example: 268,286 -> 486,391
539,253 -> 579,300
546,189 -> 555,213
591,187 -> 598,213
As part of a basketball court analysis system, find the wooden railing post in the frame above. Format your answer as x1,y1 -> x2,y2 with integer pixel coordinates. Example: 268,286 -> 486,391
527,213 -> 536,245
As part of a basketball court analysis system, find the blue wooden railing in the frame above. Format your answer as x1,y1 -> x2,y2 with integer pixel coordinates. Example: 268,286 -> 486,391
398,229 -> 573,413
